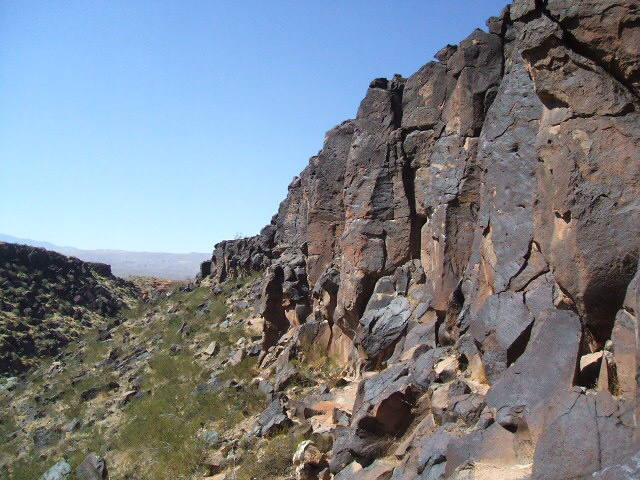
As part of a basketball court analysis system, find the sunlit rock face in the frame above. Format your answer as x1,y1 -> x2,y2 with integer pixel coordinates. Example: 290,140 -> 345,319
200,0 -> 640,477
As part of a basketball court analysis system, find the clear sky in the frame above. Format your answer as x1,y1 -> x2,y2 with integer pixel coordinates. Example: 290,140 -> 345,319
1,0 -> 507,253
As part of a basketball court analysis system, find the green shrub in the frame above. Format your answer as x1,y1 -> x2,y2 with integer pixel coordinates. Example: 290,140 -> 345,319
114,350 -> 265,479
234,432 -> 301,480
294,342 -> 342,387
3,456 -> 49,480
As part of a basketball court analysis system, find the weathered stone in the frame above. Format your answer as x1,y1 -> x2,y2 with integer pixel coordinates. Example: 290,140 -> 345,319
199,430 -> 219,446
510,0 -> 537,21
486,309 -> 581,421
192,376 -> 223,397
39,460 -> 71,480
445,423 -> 521,477
203,341 -> 219,357
76,453 -> 108,480
532,391 -> 635,480
335,76 -> 409,335
330,363 -> 421,470
335,460 -> 396,480
206,226 -> 274,283
33,426 -> 61,449
227,348 -> 245,366
591,450 -> 640,480
357,296 -> 412,365
389,320 -> 437,364
446,393 -> 485,424
612,310 -> 638,399
254,398 -> 292,437
202,450 -> 225,475
63,418 -> 80,432
463,52 -> 543,312
469,291 -> 534,383
293,440 -> 328,480
0,376 -> 19,391
416,429 -> 455,475
274,362 -> 313,391
334,462 -> 363,480
433,355 -> 458,382
545,0 -> 640,94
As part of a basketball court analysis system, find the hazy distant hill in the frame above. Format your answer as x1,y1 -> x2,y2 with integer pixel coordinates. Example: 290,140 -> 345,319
0,233 -> 209,280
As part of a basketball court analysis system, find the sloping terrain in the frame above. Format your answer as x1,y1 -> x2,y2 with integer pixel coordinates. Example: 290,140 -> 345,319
0,234 -> 209,280
0,243 -> 139,375
1,276 -> 340,480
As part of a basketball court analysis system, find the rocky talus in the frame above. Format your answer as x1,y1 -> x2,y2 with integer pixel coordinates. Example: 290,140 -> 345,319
197,0 -> 640,478
0,242 -> 138,374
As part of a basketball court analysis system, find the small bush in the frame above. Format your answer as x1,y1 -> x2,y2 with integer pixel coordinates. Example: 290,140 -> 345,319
83,334 -> 110,364
0,399 -> 17,445
294,342 -> 342,387
235,432 -> 302,480
219,356 -> 258,382
3,456 -> 50,480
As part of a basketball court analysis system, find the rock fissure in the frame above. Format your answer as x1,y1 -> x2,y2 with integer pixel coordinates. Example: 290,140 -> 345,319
538,0 -> 640,102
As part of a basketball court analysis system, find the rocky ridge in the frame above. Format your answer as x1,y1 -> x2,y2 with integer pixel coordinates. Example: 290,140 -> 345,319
0,242 -> 139,375
0,233 -> 210,281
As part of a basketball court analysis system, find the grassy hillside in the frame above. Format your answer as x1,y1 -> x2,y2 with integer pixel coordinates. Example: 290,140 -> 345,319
0,272 -> 343,480
0,243 -> 139,374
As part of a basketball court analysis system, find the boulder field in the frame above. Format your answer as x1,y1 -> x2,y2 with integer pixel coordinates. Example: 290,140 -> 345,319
0,242 -> 138,375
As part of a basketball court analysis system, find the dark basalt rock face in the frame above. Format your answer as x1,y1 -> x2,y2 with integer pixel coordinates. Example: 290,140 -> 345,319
201,0 -> 640,477
0,242 -> 138,374
204,224 -> 276,283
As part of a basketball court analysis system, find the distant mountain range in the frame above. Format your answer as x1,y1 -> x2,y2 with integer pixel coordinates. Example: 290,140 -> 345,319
0,233 -> 210,280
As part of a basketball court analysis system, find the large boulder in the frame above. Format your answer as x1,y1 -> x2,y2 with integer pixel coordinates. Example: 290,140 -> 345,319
486,309 -> 582,429
356,295 -> 412,366
469,292 -> 534,383
532,391 -> 635,480
39,460 -> 71,480
330,363 -> 421,471
253,397 -> 292,437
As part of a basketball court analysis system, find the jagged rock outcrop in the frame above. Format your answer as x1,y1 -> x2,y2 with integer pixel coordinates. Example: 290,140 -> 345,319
0,242 -> 138,374
199,0 -> 640,477
202,225 -> 276,283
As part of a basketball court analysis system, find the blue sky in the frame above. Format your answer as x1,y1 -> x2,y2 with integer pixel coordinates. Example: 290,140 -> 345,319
1,0 -> 507,253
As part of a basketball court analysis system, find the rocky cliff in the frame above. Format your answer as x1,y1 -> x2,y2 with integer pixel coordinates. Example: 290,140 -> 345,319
198,0 -> 640,478
0,242 -> 138,374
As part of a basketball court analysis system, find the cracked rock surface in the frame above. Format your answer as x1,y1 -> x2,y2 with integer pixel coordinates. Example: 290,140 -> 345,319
197,0 -> 640,477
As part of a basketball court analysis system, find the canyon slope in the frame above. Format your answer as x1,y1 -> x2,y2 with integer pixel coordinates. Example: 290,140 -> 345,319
0,242 -> 138,375
1,0 -> 639,479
